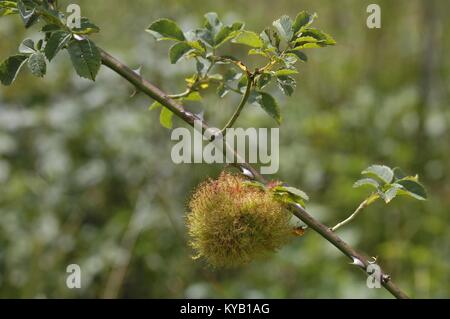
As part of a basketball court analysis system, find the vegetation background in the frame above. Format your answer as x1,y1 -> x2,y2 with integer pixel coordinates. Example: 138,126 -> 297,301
0,0 -> 449,298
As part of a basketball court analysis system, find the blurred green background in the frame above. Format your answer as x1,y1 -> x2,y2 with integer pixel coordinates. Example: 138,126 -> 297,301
0,0 -> 449,298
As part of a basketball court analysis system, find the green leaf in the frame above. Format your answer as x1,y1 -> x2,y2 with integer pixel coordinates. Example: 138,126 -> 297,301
292,11 -> 316,34
0,54 -> 28,85
272,15 -> 293,42
248,48 -> 269,57
276,75 -> 296,96
237,76 -> 248,93
253,91 -> 281,124
149,101 -> 162,110
293,36 -> 321,45
169,42 -> 193,64
256,73 -> 272,89
184,91 -> 202,101
192,28 -> 214,47
381,185 -> 401,203
27,52 -> 46,77
17,0 -> 38,28
217,84 -> 229,98
395,180 -> 427,200
45,31 -> 71,61
41,24 -> 61,32
393,167 -> 407,180
242,180 -> 266,190
214,24 -> 242,48
279,186 -> 309,201
146,18 -> 185,41
67,38 -> 101,81
288,50 -> 308,62
71,17 -> 100,35
195,58 -> 211,77
0,0 -> 18,16
19,38 -> 35,54
353,178 -> 380,189
275,69 -> 298,76
232,31 -> 263,48
186,40 -> 206,54
301,28 -> 336,45
160,107 -> 174,129
204,12 -> 222,35
362,165 -> 394,184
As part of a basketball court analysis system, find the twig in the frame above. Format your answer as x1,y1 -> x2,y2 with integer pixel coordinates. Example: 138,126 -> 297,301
99,47 -> 409,299
331,198 -> 370,231
220,74 -> 253,136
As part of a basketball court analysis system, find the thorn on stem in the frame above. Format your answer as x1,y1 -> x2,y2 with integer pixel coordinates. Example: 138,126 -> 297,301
350,256 -> 366,269
382,274 -> 391,283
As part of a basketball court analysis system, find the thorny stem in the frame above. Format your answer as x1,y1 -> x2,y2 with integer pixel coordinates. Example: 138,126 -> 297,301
220,73 -> 253,136
99,47 -> 410,299
331,193 -> 379,232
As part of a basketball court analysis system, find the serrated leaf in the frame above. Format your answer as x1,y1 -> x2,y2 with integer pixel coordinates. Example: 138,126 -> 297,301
27,52 -> 46,77
254,91 -> 281,124
277,75 -> 296,96
169,42 -> 193,64
146,18 -> 185,41
232,31 -> 263,48
67,38 -> 101,81
292,11 -> 316,34
71,17 -> 100,35
353,178 -> 380,189
362,165 -> 394,184
0,54 -> 28,85
160,107 -> 174,129
45,31 -> 71,61
395,180 -> 427,200
272,15 -> 293,42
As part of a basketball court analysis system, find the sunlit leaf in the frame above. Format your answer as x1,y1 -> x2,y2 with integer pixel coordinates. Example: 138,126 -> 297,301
232,30 -> 263,48
146,18 -> 185,41
362,165 -> 394,184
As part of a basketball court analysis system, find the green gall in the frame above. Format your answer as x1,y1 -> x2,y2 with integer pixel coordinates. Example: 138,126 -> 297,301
187,172 -> 292,268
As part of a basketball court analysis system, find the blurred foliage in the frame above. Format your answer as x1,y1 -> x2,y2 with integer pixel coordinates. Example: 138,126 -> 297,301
0,0 -> 449,298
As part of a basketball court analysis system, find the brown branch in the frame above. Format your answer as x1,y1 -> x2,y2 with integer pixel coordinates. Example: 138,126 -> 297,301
99,47 -> 409,299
